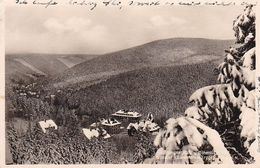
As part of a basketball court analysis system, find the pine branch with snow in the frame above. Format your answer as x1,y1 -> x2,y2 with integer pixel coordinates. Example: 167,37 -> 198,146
150,5 -> 256,164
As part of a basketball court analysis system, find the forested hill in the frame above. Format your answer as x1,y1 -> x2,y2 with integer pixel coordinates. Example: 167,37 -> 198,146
49,38 -> 234,88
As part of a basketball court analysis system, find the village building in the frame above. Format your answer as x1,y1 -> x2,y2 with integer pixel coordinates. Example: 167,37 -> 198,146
82,127 -> 111,140
127,113 -> 160,136
111,109 -> 142,127
38,119 -> 58,133
100,118 -> 121,134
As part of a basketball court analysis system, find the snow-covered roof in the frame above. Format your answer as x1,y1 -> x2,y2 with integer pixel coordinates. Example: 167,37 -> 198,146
101,118 -> 121,126
82,127 -> 111,140
112,109 -> 142,118
148,123 -> 160,132
82,128 -> 99,140
127,119 -> 160,133
38,119 -> 58,133
90,122 -> 100,128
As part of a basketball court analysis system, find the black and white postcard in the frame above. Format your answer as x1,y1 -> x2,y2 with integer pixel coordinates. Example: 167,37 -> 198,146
1,0 -> 260,166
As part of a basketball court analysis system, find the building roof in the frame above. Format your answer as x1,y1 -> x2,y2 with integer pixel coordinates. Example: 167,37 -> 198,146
111,109 -> 142,118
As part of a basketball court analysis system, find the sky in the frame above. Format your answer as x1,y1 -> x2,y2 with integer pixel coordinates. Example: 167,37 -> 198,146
5,5 -> 244,54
